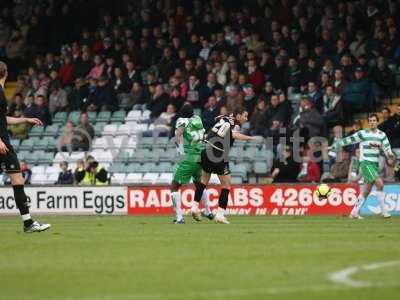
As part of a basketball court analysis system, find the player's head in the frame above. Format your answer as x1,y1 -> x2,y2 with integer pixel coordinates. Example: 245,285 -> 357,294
179,103 -> 194,118
0,61 -> 8,81
233,107 -> 248,125
368,113 -> 379,130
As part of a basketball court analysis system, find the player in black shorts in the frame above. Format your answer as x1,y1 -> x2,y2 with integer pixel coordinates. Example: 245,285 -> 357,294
0,61 -> 51,233
191,107 -> 257,224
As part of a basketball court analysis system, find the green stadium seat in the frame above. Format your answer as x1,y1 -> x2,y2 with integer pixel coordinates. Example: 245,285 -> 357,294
154,137 -> 169,148
137,137 -> 155,149
44,137 -> 58,151
253,161 -> 268,174
110,163 -> 127,173
33,138 -> 49,151
17,150 -> 30,161
96,111 -> 112,123
10,139 -> 20,151
126,163 -> 141,174
231,164 -> 247,179
243,147 -> 258,161
43,124 -> 60,137
160,148 -> 176,161
130,149 -> 147,162
26,150 -> 45,164
158,162 -> 173,173
38,152 -> 55,164
139,163 -> 158,172
231,177 -> 243,184
52,112 -> 68,125
94,122 -> 106,136
110,110 -> 126,122
88,112 -> 97,123
114,150 -> 131,163
29,126 -> 44,137
19,138 -> 35,151
68,111 -> 81,124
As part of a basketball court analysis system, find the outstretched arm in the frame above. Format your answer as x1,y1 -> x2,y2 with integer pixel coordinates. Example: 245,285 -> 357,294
338,131 -> 363,147
232,131 -> 258,141
6,116 -> 43,126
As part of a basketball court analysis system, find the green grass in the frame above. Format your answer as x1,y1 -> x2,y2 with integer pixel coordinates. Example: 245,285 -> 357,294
1,216 -> 400,300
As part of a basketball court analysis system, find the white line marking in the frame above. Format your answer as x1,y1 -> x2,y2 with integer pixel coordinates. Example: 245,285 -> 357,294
329,260 -> 400,287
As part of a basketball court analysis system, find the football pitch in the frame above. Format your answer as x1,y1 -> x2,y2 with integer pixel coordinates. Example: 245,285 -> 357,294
1,216 -> 399,300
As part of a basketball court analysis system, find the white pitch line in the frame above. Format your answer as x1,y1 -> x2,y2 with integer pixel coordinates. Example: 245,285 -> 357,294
329,260 -> 400,287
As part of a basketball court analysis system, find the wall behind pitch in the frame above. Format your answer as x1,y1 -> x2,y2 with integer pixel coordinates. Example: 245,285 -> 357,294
360,184 -> 400,215
0,186 -> 127,215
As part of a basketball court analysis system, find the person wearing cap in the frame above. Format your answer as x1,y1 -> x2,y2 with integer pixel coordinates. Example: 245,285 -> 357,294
343,66 -> 371,113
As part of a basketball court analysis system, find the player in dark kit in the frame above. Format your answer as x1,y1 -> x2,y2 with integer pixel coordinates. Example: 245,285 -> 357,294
191,107 -> 258,224
0,61 -> 51,233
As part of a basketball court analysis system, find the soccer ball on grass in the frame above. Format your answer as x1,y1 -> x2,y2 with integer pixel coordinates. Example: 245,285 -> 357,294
315,184 -> 332,199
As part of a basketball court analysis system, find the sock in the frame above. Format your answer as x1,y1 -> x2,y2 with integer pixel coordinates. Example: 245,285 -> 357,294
201,189 -> 211,215
13,185 -> 33,227
376,191 -> 388,215
218,188 -> 230,210
192,183 -> 206,212
171,191 -> 183,221
351,194 -> 366,216
216,207 -> 226,218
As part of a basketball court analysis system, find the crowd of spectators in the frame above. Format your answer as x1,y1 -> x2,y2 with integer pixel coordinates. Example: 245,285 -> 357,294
1,0 -> 400,183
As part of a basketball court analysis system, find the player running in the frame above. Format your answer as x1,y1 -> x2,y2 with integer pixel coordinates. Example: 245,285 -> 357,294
191,107 -> 258,224
337,114 -> 396,219
170,103 -> 213,224
0,61 -> 51,232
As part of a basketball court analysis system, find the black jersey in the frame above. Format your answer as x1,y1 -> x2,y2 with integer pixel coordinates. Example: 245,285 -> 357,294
205,115 -> 236,157
0,86 -> 10,143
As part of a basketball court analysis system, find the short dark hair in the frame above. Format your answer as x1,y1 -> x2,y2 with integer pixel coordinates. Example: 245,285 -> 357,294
233,106 -> 246,117
382,107 -> 391,114
368,113 -> 379,122
0,61 -> 7,79
179,103 -> 194,118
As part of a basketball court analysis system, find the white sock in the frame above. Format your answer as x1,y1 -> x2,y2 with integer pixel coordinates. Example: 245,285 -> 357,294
191,200 -> 199,213
201,189 -> 211,215
376,191 -> 388,215
171,192 -> 183,221
216,207 -> 226,217
21,214 -> 32,221
351,195 -> 366,216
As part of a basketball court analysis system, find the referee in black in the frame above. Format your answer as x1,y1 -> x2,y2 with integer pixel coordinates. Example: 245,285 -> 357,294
0,61 -> 50,232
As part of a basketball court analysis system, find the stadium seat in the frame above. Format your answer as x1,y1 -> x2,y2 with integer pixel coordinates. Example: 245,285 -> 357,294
109,163 -> 127,173
54,152 -> 70,164
114,150 -> 132,163
253,161 -> 268,174
115,124 -> 132,136
102,124 -> 119,136
19,138 -> 35,151
69,151 -> 85,162
110,110 -> 127,122
94,122 -> 107,137
158,162 -> 173,173
88,111 -> 97,123
43,124 -> 60,137
26,150 -> 45,164
92,137 -> 108,149
46,165 -> 60,175
33,138 -> 48,151
231,164 -> 247,179
126,163 -> 141,173
38,152 -> 55,165
31,173 -> 48,185
52,112 -> 68,125
44,137 -> 58,151
96,111 -> 112,123
124,173 -> 143,184
154,137 -> 169,148
159,148 -> 176,161
89,150 -> 114,163
130,148 -> 147,162
229,147 -> 243,162
31,165 -> 46,175
137,137 -> 155,149
125,110 -> 142,122
29,125 -> 44,137
111,173 -> 126,184
158,173 -> 173,184
142,173 -> 159,184
141,110 -> 151,122
209,174 -> 220,184
243,147 -> 258,161
17,150 -> 30,161
10,139 -> 20,151
231,177 -> 243,184
68,111 -> 81,124
47,173 -> 59,184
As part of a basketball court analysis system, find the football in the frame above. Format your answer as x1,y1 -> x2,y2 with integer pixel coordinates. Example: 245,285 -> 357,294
316,184 -> 332,199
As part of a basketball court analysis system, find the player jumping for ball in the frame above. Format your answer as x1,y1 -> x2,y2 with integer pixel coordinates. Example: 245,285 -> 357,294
0,61 -> 51,232
191,107 -> 258,224
337,114 -> 396,219
170,103 -> 213,224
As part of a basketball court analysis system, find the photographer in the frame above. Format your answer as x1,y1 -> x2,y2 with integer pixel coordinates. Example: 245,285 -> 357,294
74,156 -> 108,186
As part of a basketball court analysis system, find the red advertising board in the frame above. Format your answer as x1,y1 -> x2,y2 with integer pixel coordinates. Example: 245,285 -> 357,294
127,184 -> 360,216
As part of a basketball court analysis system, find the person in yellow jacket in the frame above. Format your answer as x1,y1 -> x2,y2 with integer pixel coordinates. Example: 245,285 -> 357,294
75,156 -> 108,185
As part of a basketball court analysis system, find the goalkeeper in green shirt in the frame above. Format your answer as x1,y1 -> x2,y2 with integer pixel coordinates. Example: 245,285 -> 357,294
170,104 -> 213,224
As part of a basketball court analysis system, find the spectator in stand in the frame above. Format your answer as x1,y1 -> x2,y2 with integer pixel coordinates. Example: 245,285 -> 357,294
12,76 -> 29,100
297,149 -> 321,183
148,84 -> 169,119
69,77 -> 89,110
186,74 -> 201,108
390,104 -> 400,148
271,146 -> 300,183
48,81 -> 68,114
75,155 -> 108,186
56,161 -> 74,185
286,57 -> 302,94
112,67 -> 130,95
87,76 -> 115,111
8,93 -> 26,116
125,60 -> 141,85
202,96 -> 220,131
322,149 -> 351,183
152,104 -> 177,137
24,95 -> 51,125
372,56 -> 394,101
343,67 -> 371,114
168,87 -> 185,112
59,121 -> 75,152
74,51 -> 92,79
264,94 -> 284,128
333,69 -> 347,96
88,55 -> 105,80
58,55 -> 75,86
293,98 -> 325,141
277,92 -> 292,127
378,107 -> 396,144
74,113 -> 94,151
305,81 -> 323,112
249,99 -> 267,136
322,85 -> 344,129
260,81 -> 275,103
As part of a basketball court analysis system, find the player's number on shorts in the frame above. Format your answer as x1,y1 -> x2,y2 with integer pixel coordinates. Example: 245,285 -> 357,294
211,119 -> 230,137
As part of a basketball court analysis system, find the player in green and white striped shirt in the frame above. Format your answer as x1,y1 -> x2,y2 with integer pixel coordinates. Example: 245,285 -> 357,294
338,114 -> 396,218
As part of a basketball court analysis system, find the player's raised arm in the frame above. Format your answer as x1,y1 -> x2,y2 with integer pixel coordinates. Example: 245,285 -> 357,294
232,131 -> 258,141
6,116 -> 43,126
338,131 -> 364,147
